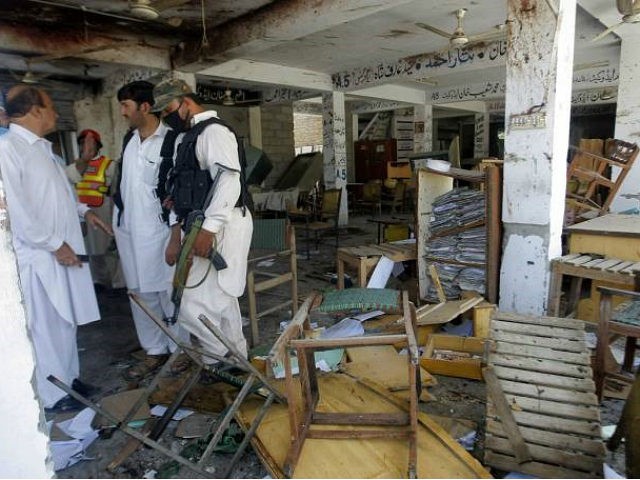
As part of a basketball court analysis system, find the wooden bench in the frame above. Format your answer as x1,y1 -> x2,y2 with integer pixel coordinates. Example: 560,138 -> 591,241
547,253 -> 640,318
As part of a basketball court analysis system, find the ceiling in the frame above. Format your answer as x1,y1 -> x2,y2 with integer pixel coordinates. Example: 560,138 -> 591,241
0,0 -> 629,110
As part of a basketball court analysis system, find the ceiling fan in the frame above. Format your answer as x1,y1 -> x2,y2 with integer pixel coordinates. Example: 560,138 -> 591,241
592,0 -> 640,41
25,0 -> 188,27
9,67 -> 51,85
220,87 -> 262,106
416,8 -> 506,49
128,0 -> 190,25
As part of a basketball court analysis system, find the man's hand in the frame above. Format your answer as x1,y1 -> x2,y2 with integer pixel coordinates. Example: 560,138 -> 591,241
54,242 -> 82,267
165,224 -> 182,266
192,228 -> 215,258
85,210 -> 114,236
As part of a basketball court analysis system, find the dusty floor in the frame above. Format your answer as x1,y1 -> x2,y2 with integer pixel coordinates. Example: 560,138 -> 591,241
50,215 -> 630,479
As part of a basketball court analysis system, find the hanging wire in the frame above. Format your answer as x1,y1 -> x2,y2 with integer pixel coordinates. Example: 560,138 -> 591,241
200,0 -> 209,49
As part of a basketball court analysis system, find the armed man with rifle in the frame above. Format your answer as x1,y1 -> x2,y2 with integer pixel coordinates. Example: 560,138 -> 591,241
152,78 -> 253,368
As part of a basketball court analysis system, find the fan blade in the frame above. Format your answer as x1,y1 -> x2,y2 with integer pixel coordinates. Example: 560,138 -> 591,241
467,27 -> 507,43
153,0 -> 191,13
416,22 -> 452,39
591,21 -> 623,42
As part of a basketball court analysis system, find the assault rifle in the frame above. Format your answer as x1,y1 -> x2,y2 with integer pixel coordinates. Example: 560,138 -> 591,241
165,165 -> 229,325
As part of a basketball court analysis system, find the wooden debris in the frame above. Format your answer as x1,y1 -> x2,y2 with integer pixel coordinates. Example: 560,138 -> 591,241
484,310 -> 605,478
234,373 -> 491,478
415,296 -> 484,325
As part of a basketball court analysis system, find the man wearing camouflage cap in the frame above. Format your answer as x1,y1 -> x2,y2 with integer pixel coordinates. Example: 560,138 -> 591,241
153,77 -> 252,365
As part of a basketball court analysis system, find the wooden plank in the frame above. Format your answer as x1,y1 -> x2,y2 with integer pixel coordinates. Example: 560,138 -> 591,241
493,342 -> 590,366
428,264 -> 447,303
564,255 -> 595,266
487,419 -> 605,457
556,253 -> 583,262
492,365 -> 595,392
491,353 -> 591,379
492,320 -> 585,340
487,404 -> 600,437
484,451 -> 600,478
493,311 -> 585,330
581,258 -> 607,268
416,297 -> 483,326
620,261 -> 640,274
592,258 -> 624,270
483,367 -> 532,464
498,379 -> 598,406
606,260 -> 635,273
485,434 -> 603,473
500,394 -> 600,422
492,331 -> 585,353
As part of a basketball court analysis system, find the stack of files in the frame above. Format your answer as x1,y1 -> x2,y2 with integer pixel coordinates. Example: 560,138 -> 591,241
457,268 -> 485,294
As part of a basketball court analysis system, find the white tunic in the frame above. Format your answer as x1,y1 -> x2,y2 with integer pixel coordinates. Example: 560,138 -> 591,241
179,111 -> 252,359
0,124 -> 100,326
113,122 -> 174,293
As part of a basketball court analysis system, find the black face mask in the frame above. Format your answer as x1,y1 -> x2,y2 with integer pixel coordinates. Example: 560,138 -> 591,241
163,108 -> 189,133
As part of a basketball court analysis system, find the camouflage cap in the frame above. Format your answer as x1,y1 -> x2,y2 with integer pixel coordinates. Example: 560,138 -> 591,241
151,78 -> 193,113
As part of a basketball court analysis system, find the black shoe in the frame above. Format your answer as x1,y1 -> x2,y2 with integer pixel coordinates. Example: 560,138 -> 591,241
44,395 -> 85,414
72,378 -> 100,397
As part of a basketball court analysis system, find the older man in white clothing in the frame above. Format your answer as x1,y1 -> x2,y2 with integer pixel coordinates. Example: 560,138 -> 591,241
0,85 -> 112,412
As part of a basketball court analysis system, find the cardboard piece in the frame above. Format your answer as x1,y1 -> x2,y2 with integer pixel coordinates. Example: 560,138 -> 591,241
93,389 -> 151,428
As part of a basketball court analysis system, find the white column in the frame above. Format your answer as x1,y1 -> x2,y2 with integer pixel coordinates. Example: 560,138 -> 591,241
500,0 -> 576,314
413,104 -> 433,153
474,105 -> 490,159
0,179 -> 52,477
322,91 -> 348,225
611,30 -> 640,212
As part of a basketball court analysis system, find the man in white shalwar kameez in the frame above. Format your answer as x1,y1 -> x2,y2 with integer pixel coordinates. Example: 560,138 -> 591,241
152,78 -> 252,364
0,85 -> 112,410
113,81 -> 189,380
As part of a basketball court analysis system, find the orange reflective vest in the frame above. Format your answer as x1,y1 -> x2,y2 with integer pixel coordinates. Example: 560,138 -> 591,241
76,155 -> 112,207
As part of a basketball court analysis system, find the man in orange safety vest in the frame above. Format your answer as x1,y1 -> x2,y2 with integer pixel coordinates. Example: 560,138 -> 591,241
65,129 -> 119,290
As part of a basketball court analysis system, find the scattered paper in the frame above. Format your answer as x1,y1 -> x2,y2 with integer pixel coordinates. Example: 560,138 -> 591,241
352,310 -> 385,322
50,431 -> 99,471
601,424 -> 618,441
143,469 -> 158,479
320,318 -> 364,339
56,408 -> 96,439
257,259 -> 276,268
367,256 -> 394,288
150,405 -> 194,421
457,430 -> 476,451
272,349 -> 344,379
504,472 -> 538,479
604,463 -> 625,479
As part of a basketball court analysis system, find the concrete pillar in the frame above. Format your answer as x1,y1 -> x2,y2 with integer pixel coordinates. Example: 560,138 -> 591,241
500,0 -> 576,314
474,106 -> 490,159
0,181 -> 52,477
611,30 -> 640,212
413,104 -> 433,153
322,91 -> 348,225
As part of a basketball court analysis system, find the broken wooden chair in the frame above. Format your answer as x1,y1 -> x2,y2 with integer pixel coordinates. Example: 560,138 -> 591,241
247,218 -> 298,346
596,286 -> 640,400
270,289 -> 420,478
49,293 -> 285,478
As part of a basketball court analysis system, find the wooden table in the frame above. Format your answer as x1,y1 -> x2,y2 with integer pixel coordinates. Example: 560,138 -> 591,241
367,215 -> 414,244
336,241 -> 417,289
563,214 -> 640,321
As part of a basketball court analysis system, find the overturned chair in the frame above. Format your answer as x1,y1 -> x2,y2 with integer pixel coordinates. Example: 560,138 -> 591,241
247,218 -> 299,347
271,288 -> 420,478
49,293 -> 286,478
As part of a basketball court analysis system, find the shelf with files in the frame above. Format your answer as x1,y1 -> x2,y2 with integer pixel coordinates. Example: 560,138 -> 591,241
416,165 -> 502,304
